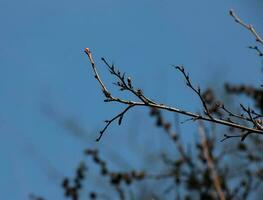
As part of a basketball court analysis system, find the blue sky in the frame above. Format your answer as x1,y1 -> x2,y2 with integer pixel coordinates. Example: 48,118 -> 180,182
0,0 -> 263,199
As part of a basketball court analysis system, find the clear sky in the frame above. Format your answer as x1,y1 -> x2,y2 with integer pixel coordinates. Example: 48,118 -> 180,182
0,0 -> 263,199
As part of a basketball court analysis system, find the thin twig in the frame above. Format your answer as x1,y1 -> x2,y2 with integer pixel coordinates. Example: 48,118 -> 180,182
220,104 -> 251,122
229,9 -> 263,45
97,105 -> 135,141
220,134 -> 242,142
175,65 -> 213,119
248,46 -> 263,57
240,104 -> 263,130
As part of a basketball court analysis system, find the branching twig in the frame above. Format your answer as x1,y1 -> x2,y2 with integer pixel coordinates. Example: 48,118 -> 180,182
175,65 -> 213,119
85,48 -> 263,141
97,105 -> 135,141
101,58 -> 156,104
240,104 -> 263,130
220,103 -> 250,122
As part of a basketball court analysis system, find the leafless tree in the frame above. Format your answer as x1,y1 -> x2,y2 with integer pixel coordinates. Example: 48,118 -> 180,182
32,9 -> 263,200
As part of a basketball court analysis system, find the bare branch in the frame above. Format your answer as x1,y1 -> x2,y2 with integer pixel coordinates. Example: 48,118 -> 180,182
229,9 -> 263,45
97,105 -> 135,141
220,134 -> 243,142
84,48 -> 112,98
198,122 -> 226,200
175,65 -> 214,119
149,108 -> 194,167
220,103 -> 251,122
101,57 -> 156,104
85,48 -> 263,141
240,105 -> 263,130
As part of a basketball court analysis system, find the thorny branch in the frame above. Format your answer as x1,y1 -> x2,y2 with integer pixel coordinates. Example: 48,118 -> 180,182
84,48 -> 263,141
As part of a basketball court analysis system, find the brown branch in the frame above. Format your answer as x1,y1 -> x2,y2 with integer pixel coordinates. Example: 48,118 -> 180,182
198,122 -> 226,200
84,48 -> 111,98
97,105 -> 135,141
85,48 -> 263,141
220,103 -> 251,122
150,108 -> 194,167
175,65 -> 213,119
229,9 -> 263,45
240,104 -> 263,130
101,58 -> 156,104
